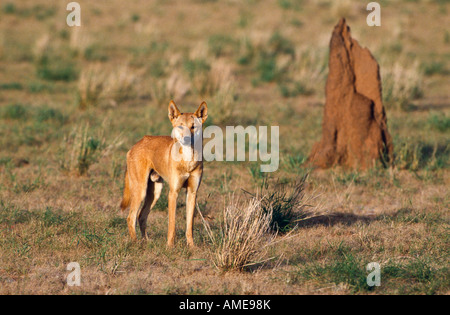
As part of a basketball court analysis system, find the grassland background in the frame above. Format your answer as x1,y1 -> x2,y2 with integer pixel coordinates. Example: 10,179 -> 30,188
0,0 -> 448,294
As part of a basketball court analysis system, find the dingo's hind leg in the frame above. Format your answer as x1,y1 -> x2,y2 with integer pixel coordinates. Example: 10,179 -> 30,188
138,177 -> 164,239
126,169 -> 149,241
127,194 -> 145,241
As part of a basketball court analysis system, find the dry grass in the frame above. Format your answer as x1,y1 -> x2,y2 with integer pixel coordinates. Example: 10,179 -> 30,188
57,123 -> 123,176
189,58 -> 235,97
103,65 -> 140,105
77,64 -> 106,109
77,64 -> 140,109
282,46 -> 328,96
199,196 -> 276,271
381,58 -> 424,111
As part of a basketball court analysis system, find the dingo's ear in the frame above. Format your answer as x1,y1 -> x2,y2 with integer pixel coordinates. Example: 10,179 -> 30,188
168,100 -> 181,123
194,101 -> 208,124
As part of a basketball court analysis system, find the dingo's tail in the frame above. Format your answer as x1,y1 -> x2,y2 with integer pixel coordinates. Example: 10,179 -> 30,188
120,168 -> 131,211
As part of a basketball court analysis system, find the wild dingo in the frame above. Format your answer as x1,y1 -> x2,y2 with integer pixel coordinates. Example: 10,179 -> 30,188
121,101 -> 208,247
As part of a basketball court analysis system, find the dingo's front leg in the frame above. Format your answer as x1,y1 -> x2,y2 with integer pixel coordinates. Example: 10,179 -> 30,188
185,190 -> 197,247
186,173 -> 202,247
167,188 -> 179,247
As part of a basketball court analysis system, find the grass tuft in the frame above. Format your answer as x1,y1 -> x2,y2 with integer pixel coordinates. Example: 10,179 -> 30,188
57,123 -> 123,176
199,196 -> 275,271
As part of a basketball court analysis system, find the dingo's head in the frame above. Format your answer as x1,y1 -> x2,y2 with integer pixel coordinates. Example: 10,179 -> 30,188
168,101 -> 208,146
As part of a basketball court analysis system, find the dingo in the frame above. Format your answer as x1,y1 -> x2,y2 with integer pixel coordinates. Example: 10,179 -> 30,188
121,101 -> 208,247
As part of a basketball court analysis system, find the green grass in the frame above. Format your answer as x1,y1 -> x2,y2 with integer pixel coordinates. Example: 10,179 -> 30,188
0,202 -> 134,275
428,113 -> 450,132
35,46 -> 79,82
183,58 -> 210,76
282,154 -> 308,174
292,243 -> 449,294
277,0 -> 304,11
267,32 -> 295,57
35,107 -> 66,124
278,81 -> 313,97
84,44 -> 109,62
208,34 -> 238,57
36,57 -> 79,82
2,3 -> 16,14
300,254 -> 372,293
0,82 -> 23,90
0,104 -> 69,152
252,32 -> 296,84
421,61 -> 448,76
0,203 -> 71,226
382,258 -> 449,295
256,53 -> 279,83
1,103 -> 29,120
379,207 -> 446,226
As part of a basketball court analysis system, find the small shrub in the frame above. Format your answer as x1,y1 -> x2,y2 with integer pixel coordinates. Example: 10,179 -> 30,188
258,177 -> 309,233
